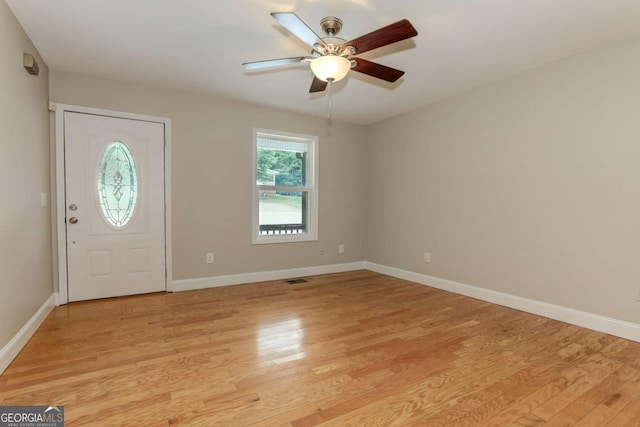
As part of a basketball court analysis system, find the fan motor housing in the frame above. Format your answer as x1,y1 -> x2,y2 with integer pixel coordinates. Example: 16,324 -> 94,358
314,17 -> 356,57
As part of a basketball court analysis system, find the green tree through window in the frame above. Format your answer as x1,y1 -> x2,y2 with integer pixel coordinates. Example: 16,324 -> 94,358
257,149 -> 302,186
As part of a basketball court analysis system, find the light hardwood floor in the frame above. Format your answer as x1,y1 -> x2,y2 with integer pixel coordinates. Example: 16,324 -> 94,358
1,271 -> 640,426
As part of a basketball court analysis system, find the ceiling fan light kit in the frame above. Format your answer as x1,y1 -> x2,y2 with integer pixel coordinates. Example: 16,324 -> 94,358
310,55 -> 351,82
242,12 -> 418,93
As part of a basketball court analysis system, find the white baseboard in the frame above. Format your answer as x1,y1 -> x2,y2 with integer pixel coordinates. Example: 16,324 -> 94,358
366,262 -> 640,343
171,262 -> 367,292
0,293 -> 56,375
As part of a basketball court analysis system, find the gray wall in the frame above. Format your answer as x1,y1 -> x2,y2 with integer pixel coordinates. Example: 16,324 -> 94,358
0,1 -> 52,348
50,72 -> 368,280
367,34 -> 640,324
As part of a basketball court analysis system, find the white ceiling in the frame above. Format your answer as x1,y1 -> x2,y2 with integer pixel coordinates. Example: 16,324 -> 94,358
7,0 -> 640,125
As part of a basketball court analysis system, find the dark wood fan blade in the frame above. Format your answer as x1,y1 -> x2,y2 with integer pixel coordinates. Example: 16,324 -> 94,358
309,76 -> 328,93
271,12 -> 327,48
242,57 -> 308,70
351,58 -> 404,82
343,19 -> 417,55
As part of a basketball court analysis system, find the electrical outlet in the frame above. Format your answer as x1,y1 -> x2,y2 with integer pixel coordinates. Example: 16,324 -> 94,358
40,192 -> 47,207
423,252 -> 431,263
338,244 -> 344,254
206,253 -> 214,264
319,248 -> 325,255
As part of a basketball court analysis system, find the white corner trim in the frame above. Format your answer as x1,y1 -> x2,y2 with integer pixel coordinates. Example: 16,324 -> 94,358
172,262 -> 367,292
0,293 -> 56,375
365,262 -> 640,343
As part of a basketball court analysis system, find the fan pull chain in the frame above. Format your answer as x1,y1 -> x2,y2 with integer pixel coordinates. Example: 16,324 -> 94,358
327,79 -> 333,121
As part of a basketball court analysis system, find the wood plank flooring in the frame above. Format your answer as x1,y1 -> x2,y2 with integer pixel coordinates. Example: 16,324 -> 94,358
1,270 -> 640,426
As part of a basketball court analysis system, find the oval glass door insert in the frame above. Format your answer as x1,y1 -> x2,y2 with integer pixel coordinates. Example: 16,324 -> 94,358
97,141 -> 138,228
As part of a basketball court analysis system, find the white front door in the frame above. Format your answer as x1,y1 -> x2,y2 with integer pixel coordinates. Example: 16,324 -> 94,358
64,112 -> 166,301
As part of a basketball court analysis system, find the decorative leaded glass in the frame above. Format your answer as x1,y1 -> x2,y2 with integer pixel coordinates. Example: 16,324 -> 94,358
97,141 -> 138,228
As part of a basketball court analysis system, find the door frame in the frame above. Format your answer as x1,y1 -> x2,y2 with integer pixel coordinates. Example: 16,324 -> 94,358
52,103 -> 172,305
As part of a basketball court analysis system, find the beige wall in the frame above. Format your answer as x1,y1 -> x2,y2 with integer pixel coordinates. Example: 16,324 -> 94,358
0,2 -> 51,348
367,34 -> 640,324
50,72 -> 368,280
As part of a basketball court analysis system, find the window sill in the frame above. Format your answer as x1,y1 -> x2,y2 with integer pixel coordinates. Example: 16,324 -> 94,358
252,233 -> 318,245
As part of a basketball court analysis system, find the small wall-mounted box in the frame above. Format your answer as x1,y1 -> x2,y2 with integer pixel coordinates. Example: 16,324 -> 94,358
23,53 -> 39,75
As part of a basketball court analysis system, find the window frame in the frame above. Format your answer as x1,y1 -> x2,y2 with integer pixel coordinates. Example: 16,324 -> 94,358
252,128 -> 318,244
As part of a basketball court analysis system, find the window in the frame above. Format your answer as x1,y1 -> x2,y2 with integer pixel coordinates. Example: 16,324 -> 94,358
97,141 -> 138,229
253,129 -> 318,244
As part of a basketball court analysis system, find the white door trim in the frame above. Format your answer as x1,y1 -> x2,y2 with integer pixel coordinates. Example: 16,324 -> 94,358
52,102 -> 172,305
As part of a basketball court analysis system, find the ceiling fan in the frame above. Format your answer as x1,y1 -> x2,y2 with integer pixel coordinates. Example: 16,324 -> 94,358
242,12 -> 418,93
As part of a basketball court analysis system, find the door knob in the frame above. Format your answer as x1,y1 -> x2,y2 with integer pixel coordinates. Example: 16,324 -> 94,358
69,217 -> 79,224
